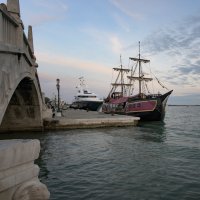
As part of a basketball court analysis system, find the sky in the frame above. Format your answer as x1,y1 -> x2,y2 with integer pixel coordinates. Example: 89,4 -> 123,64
2,0 -> 200,104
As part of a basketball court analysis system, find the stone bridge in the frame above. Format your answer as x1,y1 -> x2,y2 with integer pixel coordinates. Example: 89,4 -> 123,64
0,0 -> 50,132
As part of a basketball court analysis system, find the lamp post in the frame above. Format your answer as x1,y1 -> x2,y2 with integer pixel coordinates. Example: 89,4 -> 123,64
56,78 -> 60,112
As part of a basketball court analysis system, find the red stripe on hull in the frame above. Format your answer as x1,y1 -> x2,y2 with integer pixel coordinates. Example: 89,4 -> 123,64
125,100 -> 157,113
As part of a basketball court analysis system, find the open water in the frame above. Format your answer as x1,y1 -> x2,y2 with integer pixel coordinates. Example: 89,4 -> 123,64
1,106 -> 200,200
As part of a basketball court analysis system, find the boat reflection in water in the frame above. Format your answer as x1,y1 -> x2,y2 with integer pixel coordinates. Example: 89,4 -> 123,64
70,77 -> 103,111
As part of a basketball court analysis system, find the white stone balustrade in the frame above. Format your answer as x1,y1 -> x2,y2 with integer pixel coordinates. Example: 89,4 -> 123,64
0,139 -> 50,200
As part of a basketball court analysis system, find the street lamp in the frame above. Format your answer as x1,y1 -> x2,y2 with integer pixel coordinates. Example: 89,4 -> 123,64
56,78 -> 60,112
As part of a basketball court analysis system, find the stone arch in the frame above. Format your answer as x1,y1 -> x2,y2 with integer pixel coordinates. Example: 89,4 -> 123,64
0,75 -> 43,132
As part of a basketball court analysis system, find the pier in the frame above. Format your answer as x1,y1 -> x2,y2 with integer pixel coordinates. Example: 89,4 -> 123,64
44,109 -> 140,130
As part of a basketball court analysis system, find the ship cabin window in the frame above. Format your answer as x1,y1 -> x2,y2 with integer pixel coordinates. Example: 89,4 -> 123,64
130,104 -> 136,109
110,104 -> 116,109
137,103 -> 141,107
111,92 -> 122,99
117,103 -> 123,109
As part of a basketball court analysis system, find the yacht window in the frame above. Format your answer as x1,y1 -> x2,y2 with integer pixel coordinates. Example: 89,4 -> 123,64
77,95 -> 97,98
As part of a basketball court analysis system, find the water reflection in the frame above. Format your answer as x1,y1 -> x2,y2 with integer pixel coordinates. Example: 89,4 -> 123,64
135,121 -> 167,143
1,107 -> 200,200
36,135 -> 51,180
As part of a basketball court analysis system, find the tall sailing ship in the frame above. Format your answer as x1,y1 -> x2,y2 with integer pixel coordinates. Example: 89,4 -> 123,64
102,42 -> 173,121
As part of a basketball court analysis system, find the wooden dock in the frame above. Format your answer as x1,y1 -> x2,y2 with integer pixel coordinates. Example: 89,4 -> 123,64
43,110 -> 140,130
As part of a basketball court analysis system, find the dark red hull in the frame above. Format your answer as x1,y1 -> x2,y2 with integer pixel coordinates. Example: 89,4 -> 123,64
102,90 -> 173,121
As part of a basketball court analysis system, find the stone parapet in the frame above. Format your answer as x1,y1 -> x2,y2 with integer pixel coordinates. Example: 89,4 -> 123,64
0,139 -> 50,200
0,0 -> 45,132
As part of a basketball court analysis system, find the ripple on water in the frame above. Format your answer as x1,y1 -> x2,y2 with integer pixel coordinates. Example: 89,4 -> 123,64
0,107 -> 200,200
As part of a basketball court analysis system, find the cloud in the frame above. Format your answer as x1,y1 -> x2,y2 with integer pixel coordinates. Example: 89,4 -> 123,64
27,14 -> 60,27
37,52 -> 114,101
159,65 -> 200,88
37,52 -> 111,76
112,13 -> 130,32
109,0 -> 144,20
175,64 -> 200,75
21,0 -> 68,27
38,72 -> 57,83
38,71 -> 110,102
82,27 -> 124,54
34,0 -> 68,12
38,72 -> 75,102
143,14 -> 200,56
110,36 -> 123,54
131,13 -> 200,88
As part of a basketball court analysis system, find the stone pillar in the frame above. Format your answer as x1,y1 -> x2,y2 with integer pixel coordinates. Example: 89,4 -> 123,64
7,0 -> 20,16
0,11 -> 3,42
28,25 -> 34,54
0,139 -> 50,200
7,0 -> 23,48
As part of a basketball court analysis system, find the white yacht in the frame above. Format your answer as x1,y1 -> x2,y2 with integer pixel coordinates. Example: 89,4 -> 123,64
71,77 -> 103,111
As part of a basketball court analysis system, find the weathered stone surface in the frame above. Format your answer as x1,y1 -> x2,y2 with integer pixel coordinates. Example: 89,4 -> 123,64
13,180 -> 50,200
7,0 -> 20,15
0,0 -> 52,132
0,140 -> 40,170
44,109 -> 140,130
0,139 -> 50,200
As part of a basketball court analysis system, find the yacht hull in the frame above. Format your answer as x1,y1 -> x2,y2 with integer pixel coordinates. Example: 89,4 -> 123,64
71,101 -> 103,111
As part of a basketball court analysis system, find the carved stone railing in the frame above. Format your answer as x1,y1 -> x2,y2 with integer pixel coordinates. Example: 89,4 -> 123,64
0,4 -> 18,45
0,139 -> 50,199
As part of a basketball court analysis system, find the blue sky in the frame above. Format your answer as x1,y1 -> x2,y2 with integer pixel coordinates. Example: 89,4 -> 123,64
3,0 -> 200,104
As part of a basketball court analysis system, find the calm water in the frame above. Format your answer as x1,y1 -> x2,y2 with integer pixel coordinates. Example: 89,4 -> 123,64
1,106 -> 200,200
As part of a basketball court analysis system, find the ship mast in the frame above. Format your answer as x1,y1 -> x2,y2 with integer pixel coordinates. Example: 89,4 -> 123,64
139,41 -> 141,94
108,56 -> 131,98
128,41 -> 151,96
120,55 -> 123,95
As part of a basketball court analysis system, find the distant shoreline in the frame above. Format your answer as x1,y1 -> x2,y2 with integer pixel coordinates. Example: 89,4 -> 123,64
168,105 -> 200,106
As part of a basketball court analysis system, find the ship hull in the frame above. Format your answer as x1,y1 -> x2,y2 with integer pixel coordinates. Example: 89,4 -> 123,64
102,90 -> 172,121
126,104 -> 164,121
